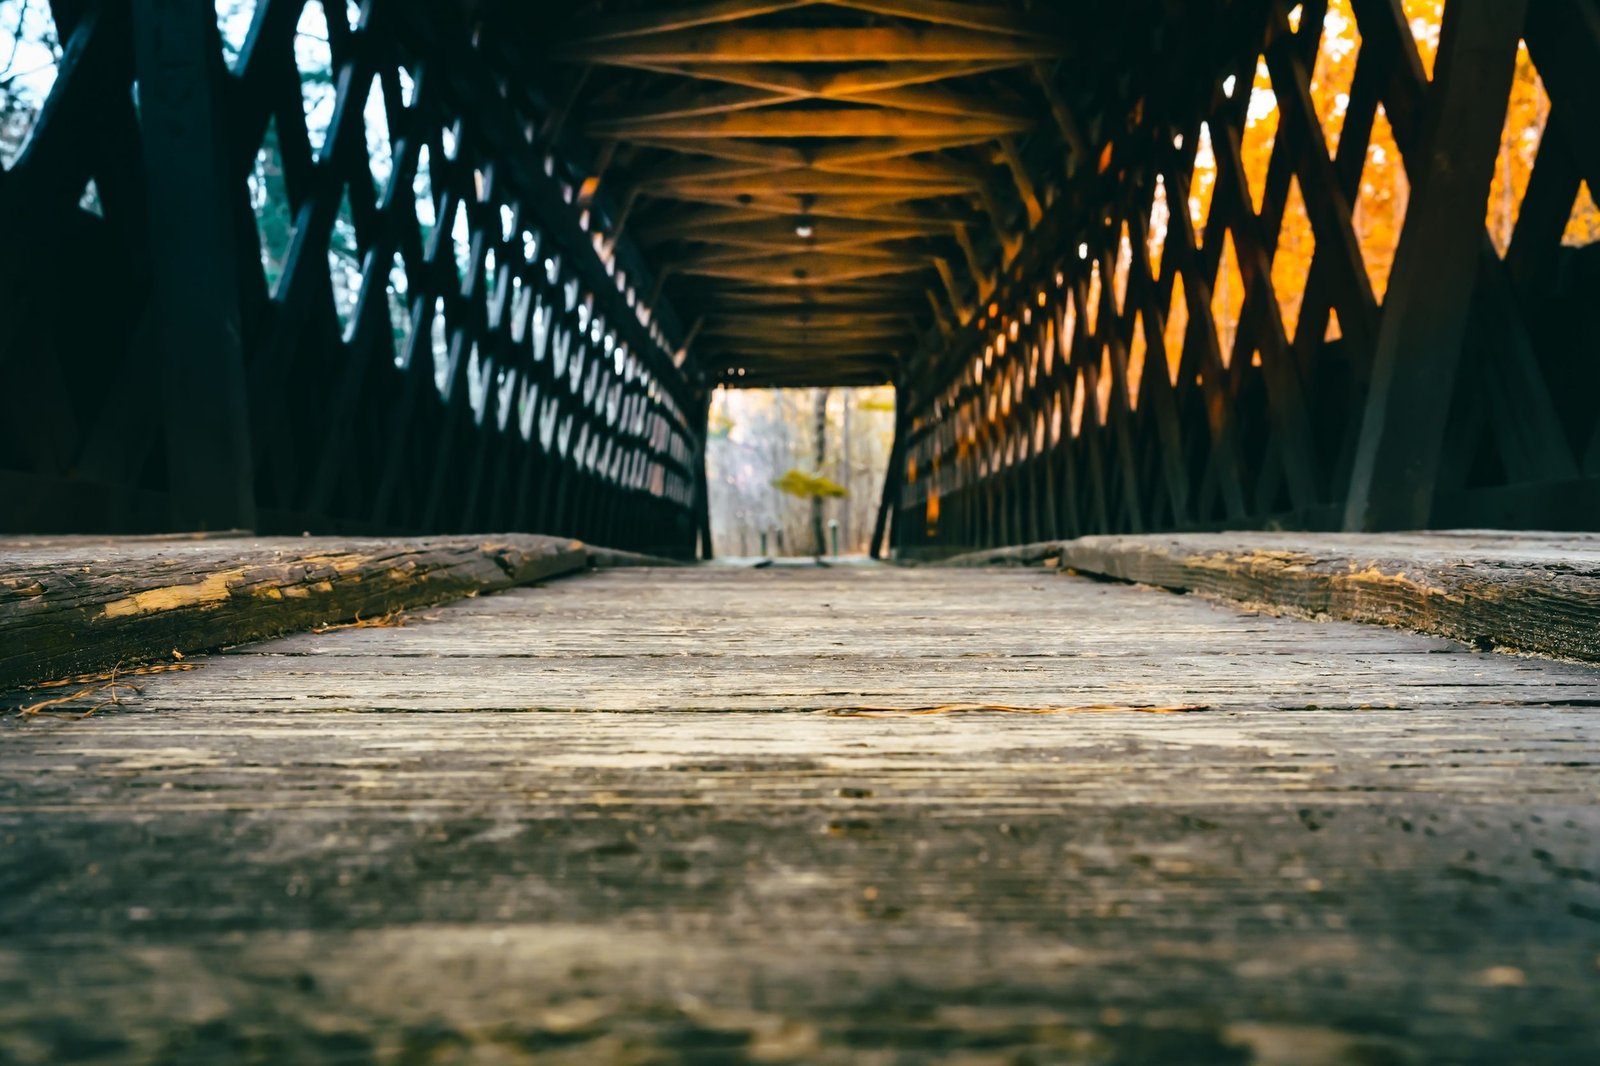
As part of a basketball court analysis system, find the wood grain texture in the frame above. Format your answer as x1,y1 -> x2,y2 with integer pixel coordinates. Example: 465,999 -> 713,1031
0,534 -> 589,691
2,566 -> 1599,1062
1053,531 -> 1600,663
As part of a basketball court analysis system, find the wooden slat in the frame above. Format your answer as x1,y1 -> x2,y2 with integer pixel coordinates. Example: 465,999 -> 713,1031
1054,530 -> 1600,662
0,535 -> 592,691
1344,2 -> 1530,530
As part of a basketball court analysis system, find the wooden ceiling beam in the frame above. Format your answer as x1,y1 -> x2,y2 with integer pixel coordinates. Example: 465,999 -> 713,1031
807,134 -> 1007,164
594,82 -> 1033,124
644,175 -> 976,198
997,135 -> 1044,226
710,310 -> 914,326
649,217 -> 945,246
707,327 -> 912,344
825,0 -> 1066,39
567,0 -> 819,42
597,84 -> 804,123
678,255 -> 930,283
809,155 -> 986,183
635,157 -> 804,187
638,188 -> 976,217
678,243 -> 908,268
562,27 -> 1065,65
589,107 -> 1033,140
808,61 -> 1021,95
627,138 -> 809,167
638,200 -> 966,240
623,59 -> 1016,98
633,206 -> 777,243
702,282 -> 925,301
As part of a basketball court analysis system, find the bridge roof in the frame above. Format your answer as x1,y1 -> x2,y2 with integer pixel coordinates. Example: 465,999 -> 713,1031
524,0 -> 1219,388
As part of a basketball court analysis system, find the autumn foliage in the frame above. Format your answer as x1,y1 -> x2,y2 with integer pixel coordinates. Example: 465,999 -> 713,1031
1173,0 -> 1598,352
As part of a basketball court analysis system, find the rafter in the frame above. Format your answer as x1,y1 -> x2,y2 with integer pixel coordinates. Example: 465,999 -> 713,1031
589,107 -> 1033,140
825,0 -> 1066,39
624,59 -> 1018,98
563,27 -> 1065,65
569,1 -> 815,42
678,253 -> 931,284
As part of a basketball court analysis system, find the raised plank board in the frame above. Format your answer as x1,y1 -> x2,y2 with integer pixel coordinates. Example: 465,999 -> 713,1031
0,534 -> 589,691
3,566 -> 1599,1062
1053,531 -> 1600,662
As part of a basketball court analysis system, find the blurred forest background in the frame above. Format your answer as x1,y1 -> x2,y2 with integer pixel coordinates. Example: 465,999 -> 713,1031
3,0 -> 1594,549
706,387 -> 896,558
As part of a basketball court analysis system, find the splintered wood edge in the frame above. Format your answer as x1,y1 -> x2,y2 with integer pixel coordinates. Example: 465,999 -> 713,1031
1055,536 -> 1600,664
0,535 -> 594,693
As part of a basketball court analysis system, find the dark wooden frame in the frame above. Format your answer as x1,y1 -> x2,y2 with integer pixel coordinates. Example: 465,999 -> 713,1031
0,0 -> 706,557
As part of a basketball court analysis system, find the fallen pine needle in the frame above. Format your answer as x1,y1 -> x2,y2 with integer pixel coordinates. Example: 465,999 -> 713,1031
33,661 -> 197,689
821,703 -> 1209,717
15,660 -> 196,718
312,609 -> 411,634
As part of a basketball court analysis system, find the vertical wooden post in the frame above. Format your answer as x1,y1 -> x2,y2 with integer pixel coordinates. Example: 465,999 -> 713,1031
692,390 -> 715,560
1343,0 -> 1528,531
811,387 -> 830,557
133,0 -> 257,531
840,390 -> 853,552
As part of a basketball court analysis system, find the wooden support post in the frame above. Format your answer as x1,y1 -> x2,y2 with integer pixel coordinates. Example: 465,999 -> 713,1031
133,0 -> 257,531
1030,60 -> 1087,174
997,137 -> 1044,227
694,392 -> 716,560
1343,0 -> 1528,531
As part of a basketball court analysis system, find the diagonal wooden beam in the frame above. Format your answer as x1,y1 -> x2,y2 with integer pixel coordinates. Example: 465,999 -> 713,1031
567,0 -> 820,42
594,84 -> 803,123
825,0 -> 1066,39
562,27 -> 1066,64
624,59 -> 1017,98
807,135 -> 1007,164
1343,0 -> 1530,530
952,222 -> 996,300
634,206 -> 777,244
678,243 -> 908,268
637,157 -> 806,186
649,216 -> 947,246
931,255 -> 974,323
646,174 -> 977,198
589,107 -> 1034,140
626,138 -> 809,167
710,310 -> 915,326
679,253 -> 931,283
638,188 -> 973,216
595,83 -> 1034,125
997,136 -> 1043,226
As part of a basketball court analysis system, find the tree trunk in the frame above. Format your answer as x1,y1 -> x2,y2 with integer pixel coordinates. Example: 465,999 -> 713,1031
812,388 -> 830,556
841,391 -> 852,554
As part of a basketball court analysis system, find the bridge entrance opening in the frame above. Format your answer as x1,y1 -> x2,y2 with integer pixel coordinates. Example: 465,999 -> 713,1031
2,1 -> 1599,1060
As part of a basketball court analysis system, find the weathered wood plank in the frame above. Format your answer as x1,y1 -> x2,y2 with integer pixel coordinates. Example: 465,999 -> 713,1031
68,564 -> 1600,715
936,541 -> 1070,567
2,566 -> 1599,1061
0,534 -> 590,691
1056,531 -> 1600,662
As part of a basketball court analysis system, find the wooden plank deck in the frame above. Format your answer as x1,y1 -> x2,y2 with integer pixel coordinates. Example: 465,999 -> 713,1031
943,531 -> 1600,662
3,563 -> 1599,1063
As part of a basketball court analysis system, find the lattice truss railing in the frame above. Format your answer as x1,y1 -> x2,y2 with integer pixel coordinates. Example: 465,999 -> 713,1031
0,0 -> 702,553
893,0 -> 1600,552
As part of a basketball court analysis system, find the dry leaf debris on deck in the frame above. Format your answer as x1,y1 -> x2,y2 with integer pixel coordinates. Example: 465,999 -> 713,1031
13,661 -> 198,718
821,703 -> 1210,717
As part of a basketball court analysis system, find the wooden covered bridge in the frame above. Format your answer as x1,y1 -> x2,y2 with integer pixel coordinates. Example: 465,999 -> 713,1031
2,0 -> 1599,1061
